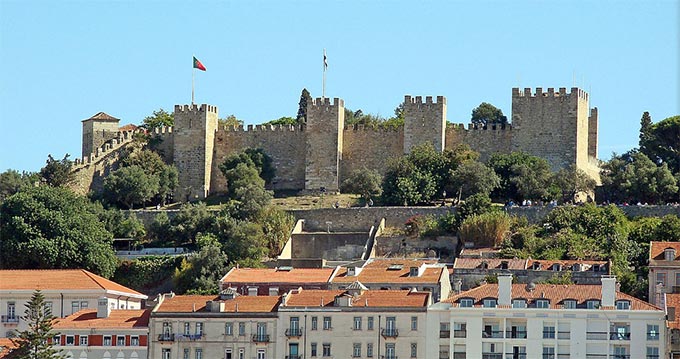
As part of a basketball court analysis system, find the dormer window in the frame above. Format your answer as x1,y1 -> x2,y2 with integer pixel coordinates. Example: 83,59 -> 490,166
665,248 -> 676,261
512,299 -> 527,308
586,300 -> 600,309
500,261 -> 508,270
593,264 -> 601,272
616,300 -> 630,310
409,267 -> 418,277
459,298 -> 474,307
483,299 -> 497,308
532,262 -> 541,270
572,263 -> 582,272
480,261 -> 489,269
563,300 -> 577,309
552,263 -> 561,272
535,299 -> 550,308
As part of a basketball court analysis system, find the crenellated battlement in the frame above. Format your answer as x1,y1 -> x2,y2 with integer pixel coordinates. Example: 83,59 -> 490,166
152,126 -> 173,134
174,104 -> 218,114
343,124 -> 402,132
404,95 -> 446,105
447,123 -> 512,131
73,129 -> 142,169
217,123 -> 305,133
512,87 -> 589,101
309,97 -> 344,108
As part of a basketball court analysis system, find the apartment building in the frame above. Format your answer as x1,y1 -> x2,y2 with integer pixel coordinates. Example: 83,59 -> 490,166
148,291 -> 281,359
331,258 -> 451,301
428,274 -> 665,359
219,267 -> 338,296
52,298 -> 150,359
649,242 -> 680,307
277,283 -> 430,359
0,269 -> 147,337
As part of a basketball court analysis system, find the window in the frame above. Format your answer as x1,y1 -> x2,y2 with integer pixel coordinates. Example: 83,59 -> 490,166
79,336 -> 88,346
676,272 -> 680,287
196,348 -> 203,359
311,343 -> 317,357
483,298 -> 497,308
238,322 -> 245,336
225,349 -> 233,359
44,302 -> 53,316
65,335 -> 75,346
536,299 -> 550,308
311,316 -> 318,330
512,299 -> 527,308
71,301 -> 79,314
354,317 -> 362,330
103,335 -> 111,346
256,349 -> 265,359
459,298 -> 473,307
411,316 -> 418,330
563,300 -> 577,309
183,348 -> 190,359
80,301 -> 88,309
616,300 -> 630,310
162,349 -> 171,359
322,343 -> 331,357
647,325 -> 659,340
226,322 -> 233,335
367,343 -> 373,357
587,300 -> 600,309
184,322 -> 191,335
647,346 -> 660,359
130,336 -> 139,346
353,343 -> 361,357
239,349 -> 244,359
410,343 -> 417,358
6,302 -> 15,320
543,325 -> 555,339
367,316 -> 374,330
53,335 -> 61,345
323,316 -> 332,330
196,322 -> 203,335
116,335 -> 125,346
657,272 -> 667,287
542,346 -> 555,359
665,248 -> 676,261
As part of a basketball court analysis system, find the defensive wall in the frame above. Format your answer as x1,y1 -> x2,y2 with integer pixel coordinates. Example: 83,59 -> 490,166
78,87 -> 600,200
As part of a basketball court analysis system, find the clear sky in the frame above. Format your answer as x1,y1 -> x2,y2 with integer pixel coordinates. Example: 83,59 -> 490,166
0,0 -> 678,172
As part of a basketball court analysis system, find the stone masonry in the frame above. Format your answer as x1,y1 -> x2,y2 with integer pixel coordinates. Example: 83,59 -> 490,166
77,87 -> 599,201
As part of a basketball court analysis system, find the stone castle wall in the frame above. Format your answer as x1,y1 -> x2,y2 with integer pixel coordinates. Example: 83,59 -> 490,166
403,95 -> 446,153
340,125 -> 404,180
305,97 -> 345,192
445,123 -> 513,162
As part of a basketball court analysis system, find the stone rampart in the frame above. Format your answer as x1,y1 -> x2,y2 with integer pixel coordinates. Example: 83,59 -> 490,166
151,126 -> 175,163
340,125 -> 403,181
445,123 -> 513,162
403,95 -> 446,153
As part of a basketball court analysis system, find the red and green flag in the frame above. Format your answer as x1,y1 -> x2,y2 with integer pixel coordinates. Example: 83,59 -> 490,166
193,56 -> 206,71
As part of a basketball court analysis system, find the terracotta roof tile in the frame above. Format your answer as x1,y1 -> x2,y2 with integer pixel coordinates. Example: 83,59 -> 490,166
0,270 -> 146,298
53,309 -> 150,329
453,258 -> 527,270
118,124 -> 138,131
0,338 -> 18,359
443,283 -> 660,311
666,293 -> 680,330
284,289 -> 429,308
650,242 -> 680,261
220,268 -> 335,285
84,112 -> 119,121
155,295 -> 281,313
333,259 -> 444,284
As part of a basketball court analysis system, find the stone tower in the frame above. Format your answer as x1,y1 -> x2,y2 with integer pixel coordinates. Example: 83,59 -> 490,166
173,104 -> 218,201
305,97 -> 345,192
511,87 -> 594,171
403,95 -> 447,153
81,112 -> 120,158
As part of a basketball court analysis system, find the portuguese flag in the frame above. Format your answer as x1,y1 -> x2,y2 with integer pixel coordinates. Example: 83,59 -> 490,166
193,56 -> 206,71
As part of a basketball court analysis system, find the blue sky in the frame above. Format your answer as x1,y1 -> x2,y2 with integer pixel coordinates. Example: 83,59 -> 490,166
0,0 -> 678,172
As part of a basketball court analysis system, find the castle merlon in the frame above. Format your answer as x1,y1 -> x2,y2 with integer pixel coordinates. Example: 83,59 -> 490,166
174,104 -> 218,113
343,124 -> 402,132
216,124 -> 305,133
512,87 -> 589,100
446,123 -> 512,131
309,97 -> 344,107
404,95 -> 446,105
152,126 -> 173,134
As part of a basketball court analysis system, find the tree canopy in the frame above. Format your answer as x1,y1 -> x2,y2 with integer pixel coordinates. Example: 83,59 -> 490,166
600,151 -> 678,204
340,168 -> 383,201
471,102 -> 508,126
10,290 -> 64,359
142,108 -> 173,130
297,88 -> 312,123
39,154 -> 74,187
639,114 -> 680,174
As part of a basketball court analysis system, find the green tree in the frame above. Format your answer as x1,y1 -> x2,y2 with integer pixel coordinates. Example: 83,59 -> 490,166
458,211 -> 512,248
0,170 -> 37,202
639,111 -> 654,156
221,163 -> 273,220
640,115 -> 680,174
11,290 -> 64,359
551,165 -> 597,203
170,202 -> 217,246
216,217 -> 267,267
340,168 -> 383,202
39,154 -> 74,187
263,117 -> 297,126
173,245 -> 229,294
157,165 -> 179,205
448,161 -> 500,201
142,108 -> 173,130
257,206 -> 295,258
219,115 -> 244,128
600,151 -> 678,204
219,148 -> 275,185
471,102 -> 508,126
96,207 -> 145,240
488,152 -> 553,201
297,88 -> 312,123
103,165 -> 160,209
0,186 -> 117,277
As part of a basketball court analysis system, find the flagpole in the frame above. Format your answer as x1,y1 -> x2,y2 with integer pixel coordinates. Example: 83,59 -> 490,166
192,64 -> 195,105
322,48 -> 326,99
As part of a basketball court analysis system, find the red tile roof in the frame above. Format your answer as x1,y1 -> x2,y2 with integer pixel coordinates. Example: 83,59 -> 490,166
666,293 -> 680,330
453,258 -> 527,270
650,242 -> 680,261
443,283 -> 660,311
284,289 -> 429,308
155,295 -> 281,313
0,338 -> 18,359
84,112 -> 119,121
118,124 -> 138,131
0,270 -> 146,298
221,268 -> 335,285
333,259 -> 444,284
53,309 -> 150,329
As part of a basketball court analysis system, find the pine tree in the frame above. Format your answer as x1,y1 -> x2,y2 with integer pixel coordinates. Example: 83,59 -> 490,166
11,290 -> 63,359
296,88 -> 312,124
639,111 -> 653,157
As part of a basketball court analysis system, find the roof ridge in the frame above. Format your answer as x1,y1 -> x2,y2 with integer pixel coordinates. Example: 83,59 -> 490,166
81,269 -> 107,290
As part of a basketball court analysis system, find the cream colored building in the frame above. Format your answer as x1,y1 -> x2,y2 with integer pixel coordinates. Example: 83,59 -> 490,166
277,283 -> 430,359
148,291 -> 281,359
428,274 -> 666,359
0,269 -> 147,338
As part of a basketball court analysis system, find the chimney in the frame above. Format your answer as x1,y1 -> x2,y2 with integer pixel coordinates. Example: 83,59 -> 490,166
97,297 -> 110,318
454,279 -> 462,294
498,274 -> 512,306
601,275 -> 616,307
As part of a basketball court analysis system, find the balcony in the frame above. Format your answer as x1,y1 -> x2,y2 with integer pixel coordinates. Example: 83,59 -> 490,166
505,330 -> 527,339
482,330 -> 504,338
453,329 -> 467,338
381,356 -> 397,359
612,356 -> 630,359
251,334 -> 270,343
286,356 -> 301,359
482,354 -> 502,359
1,316 -> 18,324
177,333 -> 203,341
610,331 -> 631,340
157,334 -> 175,341
285,328 -> 303,337
381,328 -> 399,338
440,330 -> 450,338
504,354 -> 526,359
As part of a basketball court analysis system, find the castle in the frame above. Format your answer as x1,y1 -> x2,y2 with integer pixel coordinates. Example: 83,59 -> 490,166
73,87 -> 600,201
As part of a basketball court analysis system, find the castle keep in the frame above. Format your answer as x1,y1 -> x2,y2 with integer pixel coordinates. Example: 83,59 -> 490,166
74,87 -> 600,200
